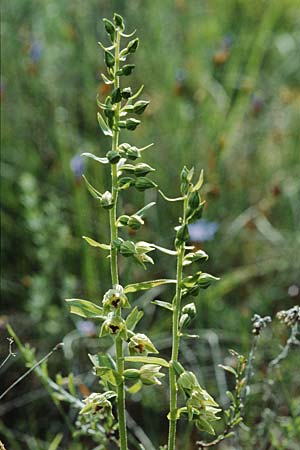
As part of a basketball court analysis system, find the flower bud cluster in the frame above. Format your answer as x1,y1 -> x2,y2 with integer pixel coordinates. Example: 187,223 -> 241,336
277,305 -> 300,327
251,313 -> 272,335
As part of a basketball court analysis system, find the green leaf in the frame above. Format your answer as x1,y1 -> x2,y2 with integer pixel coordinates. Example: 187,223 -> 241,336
65,299 -> 104,319
97,111 -> 112,136
88,353 -> 116,370
124,279 -> 176,294
82,236 -> 110,251
101,73 -> 114,84
219,364 -> 237,377
48,434 -> 63,450
135,202 -> 156,217
151,300 -> 173,311
82,175 -> 102,200
125,306 -> 144,331
195,417 -> 215,435
150,244 -> 177,256
192,169 -> 204,192
125,356 -> 169,368
128,380 -> 142,394
81,152 -> 109,164
95,367 -> 123,386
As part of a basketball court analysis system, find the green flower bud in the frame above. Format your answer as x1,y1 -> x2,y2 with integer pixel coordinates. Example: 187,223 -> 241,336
102,18 -> 115,42
100,312 -> 127,338
127,215 -> 144,230
134,163 -> 155,177
118,215 -> 130,226
127,38 -> 139,53
123,369 -> 140,379
140,364 -> 165,386
125,118 -> 141,130
102,284 -> 130,310
182,302 -> 197,318
104,51 -> 115,69
179,313 -> 190,329
129,333 -> 158,355
183,250 -> 209,266
80,392 -> 112,415
106,150 -> 121,164
119,240 -> 136,257
121,87 -> 132,99
117,64 -> 135,76
111,87 -> 122,104
114,13 -> 125,31
117,177 -> 136,190
100,191 -> 114,209
188,191 -> 200,209
135,177 -> 156,191
197,273 -> 220,289
175,224 -> 190,245
112,237 -> 123,249
132,100 -> 149,115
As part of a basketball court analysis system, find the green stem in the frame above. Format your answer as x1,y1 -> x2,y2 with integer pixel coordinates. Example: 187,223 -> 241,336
168,197 -> 187,450
108,29 -> 128,450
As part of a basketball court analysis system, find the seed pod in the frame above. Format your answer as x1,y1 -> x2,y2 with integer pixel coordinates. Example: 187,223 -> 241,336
197,273 -> 220,289
118,215 -> 130,226
106,150 -> 121,164
104,51 -> 115,69
176,224 -> 190,244
182,302 -> 196,318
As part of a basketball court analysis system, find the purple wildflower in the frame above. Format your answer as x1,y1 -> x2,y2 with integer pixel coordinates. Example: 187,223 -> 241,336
70,154 -> 85,179
188,219 -> 219,242
30,41 -> 43,63
77,320 -> 96,337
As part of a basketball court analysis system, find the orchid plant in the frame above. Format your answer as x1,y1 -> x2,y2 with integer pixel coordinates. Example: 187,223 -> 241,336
65,13 -> 227,450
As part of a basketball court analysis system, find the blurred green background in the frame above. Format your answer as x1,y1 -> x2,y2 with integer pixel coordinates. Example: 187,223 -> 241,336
1,0 -> 300,449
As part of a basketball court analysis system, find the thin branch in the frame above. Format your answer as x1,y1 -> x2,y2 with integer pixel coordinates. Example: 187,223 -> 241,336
0,338 -> 16,370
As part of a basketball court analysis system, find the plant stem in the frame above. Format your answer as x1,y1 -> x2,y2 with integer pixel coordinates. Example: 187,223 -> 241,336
168,197 -> 187,450
108,29 -> 128,450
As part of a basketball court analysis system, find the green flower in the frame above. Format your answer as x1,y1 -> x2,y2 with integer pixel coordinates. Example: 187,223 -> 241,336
102,284 -> 130,311
140,364 -> 165,386
129,333 -> 158,355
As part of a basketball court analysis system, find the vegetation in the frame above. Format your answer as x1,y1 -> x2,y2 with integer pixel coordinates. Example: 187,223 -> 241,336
1,1 -> 299,449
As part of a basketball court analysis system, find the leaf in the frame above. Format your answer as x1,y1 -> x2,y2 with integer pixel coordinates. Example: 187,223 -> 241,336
97,111 -> 112,136
48,434 -> 63,450
196,417 -> 215,435
65,299 -> 104,319
219,364 -> 237,377
129,84 -> 144,101
125,356 -> 169,368
88,353 -> 116,370
82,175 -> 102,200
135,201 -> 156,217
192,169 -> 204,192
125,306 -> 144,331
101,73 -> 114,84
81,152 -> 109,164
149,244 -> 177,256
82,236 -> 110,250
151,300 -> 173,311
128,380 -> 143,394
124,279 -> 176,294
95,367 -> 123,386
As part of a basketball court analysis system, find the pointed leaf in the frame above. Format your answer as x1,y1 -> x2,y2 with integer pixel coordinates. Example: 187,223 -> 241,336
65,299 -> 104,319
192,169 -> 204,192
135,202 -> 156,217
125,356 -> 169,368
151,300 -> 173,311
125,306 -> 144,331
81,152 -> 109,164
82,175 -> 102,200
124,279 -> 176,294
97,112 -> 112,136
82,236 -> 110,251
